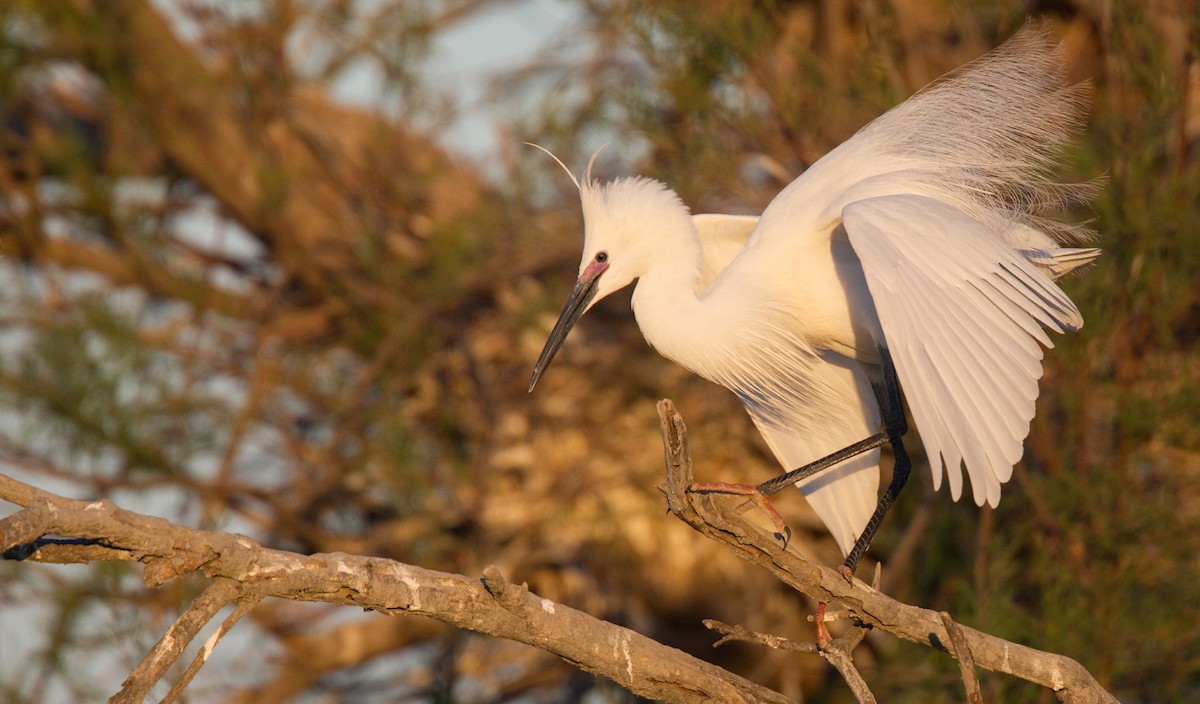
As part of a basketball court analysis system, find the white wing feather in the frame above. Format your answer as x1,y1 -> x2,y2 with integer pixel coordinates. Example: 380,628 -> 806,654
747,352 -> 880,556
689,210 -> 1092,549
843,194 -> 1082,505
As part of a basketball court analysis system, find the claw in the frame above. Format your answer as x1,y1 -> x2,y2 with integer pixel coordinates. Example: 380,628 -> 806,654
688,481 -> 793,548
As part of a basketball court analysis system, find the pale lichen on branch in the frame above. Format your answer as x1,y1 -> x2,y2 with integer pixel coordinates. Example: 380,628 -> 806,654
0,472 -> 790,704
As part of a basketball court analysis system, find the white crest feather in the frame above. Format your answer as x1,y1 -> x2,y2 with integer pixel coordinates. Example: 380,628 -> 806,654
583,142 -> 610,187
524,142 -> 613,193
524,142 -> 580,190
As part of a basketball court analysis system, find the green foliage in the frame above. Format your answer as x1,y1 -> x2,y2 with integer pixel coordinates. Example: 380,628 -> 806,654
1,295 -> 216,477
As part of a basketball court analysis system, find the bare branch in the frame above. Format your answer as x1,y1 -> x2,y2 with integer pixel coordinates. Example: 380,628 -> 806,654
0,471 -> 794,704
820,644 -> 876,704
710,599 -> 878,704
941,611 -> 985,704
702,619 -> 817,653
656,399 -> 1118,704
112,578 -> 245,704
162,595 -> 263,704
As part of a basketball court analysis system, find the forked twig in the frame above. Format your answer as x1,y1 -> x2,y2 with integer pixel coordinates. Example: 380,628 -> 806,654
702,619 -> 875,704
161,594 -> 264,704
703,620 -> 818,653
111,578 -> 245,704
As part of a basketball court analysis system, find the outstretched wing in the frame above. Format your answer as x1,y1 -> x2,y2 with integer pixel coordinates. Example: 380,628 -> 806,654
842,194 -> 1083,506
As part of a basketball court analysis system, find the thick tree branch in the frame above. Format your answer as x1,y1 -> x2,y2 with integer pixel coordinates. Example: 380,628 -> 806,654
655,399 -> 1118,704
0,472 -> 792,704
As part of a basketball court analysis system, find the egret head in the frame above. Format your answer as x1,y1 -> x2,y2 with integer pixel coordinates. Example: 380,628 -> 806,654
527,145 -> 691,392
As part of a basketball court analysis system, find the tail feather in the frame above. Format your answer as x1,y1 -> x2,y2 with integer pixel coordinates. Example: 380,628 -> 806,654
1020,247 -> 1102,280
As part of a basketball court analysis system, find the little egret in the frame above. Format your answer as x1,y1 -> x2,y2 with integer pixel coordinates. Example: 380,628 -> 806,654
528,25 -> 1098,578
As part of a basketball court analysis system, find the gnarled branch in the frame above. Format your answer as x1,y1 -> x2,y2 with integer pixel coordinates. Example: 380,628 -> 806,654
0,473 -> 790,704
656,398 -> 1117,704
0,399 -> 1120,704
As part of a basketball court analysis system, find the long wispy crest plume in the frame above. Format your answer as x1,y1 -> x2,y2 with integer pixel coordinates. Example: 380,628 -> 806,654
524,142 -> 581,190
524,142 -> 613,193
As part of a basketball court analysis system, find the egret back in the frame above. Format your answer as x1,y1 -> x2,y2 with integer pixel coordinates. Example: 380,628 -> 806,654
698,213 -> 1097,283
692,213 -> 758,292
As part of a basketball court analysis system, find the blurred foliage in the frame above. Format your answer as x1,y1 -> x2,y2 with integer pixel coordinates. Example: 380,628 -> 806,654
0,0 -> 1197,702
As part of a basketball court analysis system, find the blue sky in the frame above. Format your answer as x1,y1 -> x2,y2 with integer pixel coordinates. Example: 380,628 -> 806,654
329,0 -> 581,166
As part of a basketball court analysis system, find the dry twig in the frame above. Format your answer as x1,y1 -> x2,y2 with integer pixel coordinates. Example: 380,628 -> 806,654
941,611 -> 985,704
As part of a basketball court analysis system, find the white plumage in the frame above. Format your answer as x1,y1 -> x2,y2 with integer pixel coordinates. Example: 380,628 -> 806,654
529,25 -> 1098,556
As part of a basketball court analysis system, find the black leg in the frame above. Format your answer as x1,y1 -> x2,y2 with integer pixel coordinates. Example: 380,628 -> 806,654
691,346 -> 910,564
840,346 -> 910,580
755,432 -> 888,497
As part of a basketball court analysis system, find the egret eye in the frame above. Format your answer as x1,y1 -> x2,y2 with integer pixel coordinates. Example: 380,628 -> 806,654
596,251 -> 608,263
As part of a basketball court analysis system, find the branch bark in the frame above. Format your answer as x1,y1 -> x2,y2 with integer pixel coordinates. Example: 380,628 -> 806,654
655,398 -> 1118,704
113,578 -> 247,704
941,610 -> 985,704
0,400 -> 1121,704
0,473 -> 791,704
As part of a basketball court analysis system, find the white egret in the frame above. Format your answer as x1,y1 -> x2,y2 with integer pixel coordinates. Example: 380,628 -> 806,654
528,25 -> 1098,578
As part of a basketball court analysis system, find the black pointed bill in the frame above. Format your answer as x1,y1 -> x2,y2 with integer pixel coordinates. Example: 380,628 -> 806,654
529,258 -> 609,392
